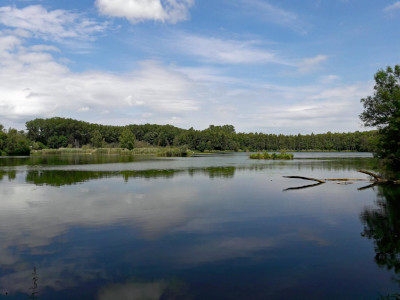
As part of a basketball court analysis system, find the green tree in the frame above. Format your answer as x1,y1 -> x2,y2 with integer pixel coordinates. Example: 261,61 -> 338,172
48,135 -> 68,149
91,129 -> 104,148
360,65 -> 400,169
5,129 -> 30,155
0,124 -> 7,153
119,127 -> 135,150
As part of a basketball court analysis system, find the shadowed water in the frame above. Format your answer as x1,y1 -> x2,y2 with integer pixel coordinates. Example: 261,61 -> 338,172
0,152 -> 398,299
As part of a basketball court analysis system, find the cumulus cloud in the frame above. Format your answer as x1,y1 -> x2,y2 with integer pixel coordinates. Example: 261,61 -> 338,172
0,5 -> 108,42
230,81 -> 372,133
0,34 -> 21,51
0,33 -> 199,126
0,25 -> 369,134
0,32 -> 371,133
96,0 -> 194,24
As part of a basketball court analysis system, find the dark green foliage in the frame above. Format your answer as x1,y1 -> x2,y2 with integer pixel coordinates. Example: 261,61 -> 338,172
31,141 -> 46,150
91,129 -> 104,148
1,124 -> 33,155
1,128 -> 30,155
360,65 -> 400,169
119,127 -> 135,150
0,126 -> 7,153
360,66 -> 400,128
25,117 -> 377,153
26,117 -> 95,147
48,135 -> 68,149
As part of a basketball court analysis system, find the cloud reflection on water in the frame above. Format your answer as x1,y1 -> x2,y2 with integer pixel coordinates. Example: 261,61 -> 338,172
0,155 -> 383,297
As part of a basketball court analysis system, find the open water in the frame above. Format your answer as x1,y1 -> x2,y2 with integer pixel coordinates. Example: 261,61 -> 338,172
0,152 -> 399,299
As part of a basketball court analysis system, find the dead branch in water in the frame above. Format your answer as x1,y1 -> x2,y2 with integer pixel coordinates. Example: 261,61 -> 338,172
358,183 -> 377,191
283,169 -> 399,191
283,182 -> 324,191
283,176 -> 326,183
357,169 -> 400,184
325,178 -> 369,181
357,169 -> 383,181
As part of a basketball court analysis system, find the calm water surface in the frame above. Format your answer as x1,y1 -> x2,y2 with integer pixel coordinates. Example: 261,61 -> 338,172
0,152 -> 399,299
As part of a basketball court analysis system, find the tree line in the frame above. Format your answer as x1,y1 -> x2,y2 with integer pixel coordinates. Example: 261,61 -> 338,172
20,117 -> 377,152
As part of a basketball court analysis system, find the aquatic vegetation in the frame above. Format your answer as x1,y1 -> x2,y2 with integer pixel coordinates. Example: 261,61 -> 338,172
249,151 -> 294,160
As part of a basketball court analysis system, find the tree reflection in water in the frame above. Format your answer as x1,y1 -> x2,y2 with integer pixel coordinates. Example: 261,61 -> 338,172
360,184 -> 400,298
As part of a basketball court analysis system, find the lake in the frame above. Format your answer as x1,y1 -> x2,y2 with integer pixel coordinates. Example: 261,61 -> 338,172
0,152 -> 399,299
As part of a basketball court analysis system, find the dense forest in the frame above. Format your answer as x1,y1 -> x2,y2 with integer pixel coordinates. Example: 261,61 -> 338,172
12,117 -> 377,153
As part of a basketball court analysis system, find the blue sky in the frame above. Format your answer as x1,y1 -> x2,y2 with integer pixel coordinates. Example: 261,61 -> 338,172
0,0 -> 399,134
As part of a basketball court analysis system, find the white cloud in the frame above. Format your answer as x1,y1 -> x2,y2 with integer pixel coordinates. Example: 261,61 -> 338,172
0,34 -> 21,51
30,44 -> 60,52
237,0 -> 307,34
177,34 -> 290,65
230,81 -> 373,133
0,5 -> 108,42
384,1 -> 400,12
0,28 -> 370,134
96,0 -> 194,24
298,54 -> 328,73
0,35 -> 199,126
318,74 -> 340,84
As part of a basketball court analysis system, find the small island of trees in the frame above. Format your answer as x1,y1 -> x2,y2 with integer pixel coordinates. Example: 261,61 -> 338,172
250,152 -> 294,160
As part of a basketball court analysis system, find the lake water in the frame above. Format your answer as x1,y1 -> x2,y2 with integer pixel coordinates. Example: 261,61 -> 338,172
0,152 -> 399,299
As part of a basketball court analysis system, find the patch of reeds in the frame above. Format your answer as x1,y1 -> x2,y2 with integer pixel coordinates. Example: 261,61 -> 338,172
132,147 -> 191,157
32,147 -> 134,155
157,147 -> 191,157
94,148 -> 132,155
31,148 -> 93,155
249,151 -> 294,160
